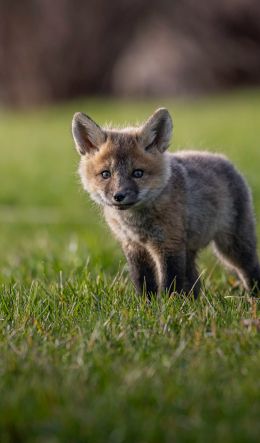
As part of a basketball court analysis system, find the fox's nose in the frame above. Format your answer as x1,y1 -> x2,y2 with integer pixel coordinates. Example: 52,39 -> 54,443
113,192 -> 126,202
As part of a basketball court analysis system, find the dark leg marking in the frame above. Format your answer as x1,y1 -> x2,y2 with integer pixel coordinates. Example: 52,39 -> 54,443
162,252 -> 186,294
245,261 -> 260,296
124,245 -> 158,296
185,251 -> 200,298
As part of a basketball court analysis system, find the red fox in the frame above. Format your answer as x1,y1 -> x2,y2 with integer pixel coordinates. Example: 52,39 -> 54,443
72,108 -> 260,298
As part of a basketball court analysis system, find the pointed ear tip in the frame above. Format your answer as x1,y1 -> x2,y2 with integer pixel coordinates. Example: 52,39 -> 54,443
154,107 -> 172,120
155,107 -> 168,112
72,112 -> 85,123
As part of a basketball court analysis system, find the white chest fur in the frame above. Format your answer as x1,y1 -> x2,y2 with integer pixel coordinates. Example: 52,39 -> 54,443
104,207 -> 165,246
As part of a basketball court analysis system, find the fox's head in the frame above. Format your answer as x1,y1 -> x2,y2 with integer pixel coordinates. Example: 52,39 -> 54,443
72,108 -> 173,210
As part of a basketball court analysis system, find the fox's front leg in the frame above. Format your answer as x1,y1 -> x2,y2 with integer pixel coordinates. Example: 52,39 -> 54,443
123,242 -> 158,296
151,247 -> 186,294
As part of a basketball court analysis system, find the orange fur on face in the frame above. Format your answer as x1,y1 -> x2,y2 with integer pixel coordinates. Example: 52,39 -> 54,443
79,131 -> 171,207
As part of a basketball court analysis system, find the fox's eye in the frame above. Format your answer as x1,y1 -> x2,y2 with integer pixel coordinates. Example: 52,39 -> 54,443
132,169 -> 144,178
101,170 -> 111,179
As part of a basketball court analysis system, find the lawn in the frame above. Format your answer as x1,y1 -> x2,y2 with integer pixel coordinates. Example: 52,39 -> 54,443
0,90 -> 260,442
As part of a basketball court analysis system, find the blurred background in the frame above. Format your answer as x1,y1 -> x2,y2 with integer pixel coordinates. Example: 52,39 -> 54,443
1,0 -> 260,107
1,0 -> 260,279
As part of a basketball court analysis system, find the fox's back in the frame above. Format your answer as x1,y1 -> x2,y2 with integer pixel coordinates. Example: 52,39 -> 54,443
171,151 -> 252,249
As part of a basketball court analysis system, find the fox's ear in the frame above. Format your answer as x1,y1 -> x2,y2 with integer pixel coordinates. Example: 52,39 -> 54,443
140,108 -> 173,153
72,112 -> 106,155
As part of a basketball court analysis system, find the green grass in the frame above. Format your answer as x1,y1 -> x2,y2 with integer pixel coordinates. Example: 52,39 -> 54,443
0,90 -> 260,442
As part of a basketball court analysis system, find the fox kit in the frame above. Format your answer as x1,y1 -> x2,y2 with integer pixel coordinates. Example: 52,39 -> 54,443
72,108 -> 260,298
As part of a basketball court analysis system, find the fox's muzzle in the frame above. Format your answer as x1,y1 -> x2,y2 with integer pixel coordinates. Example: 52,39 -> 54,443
112,188 -> 139,208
